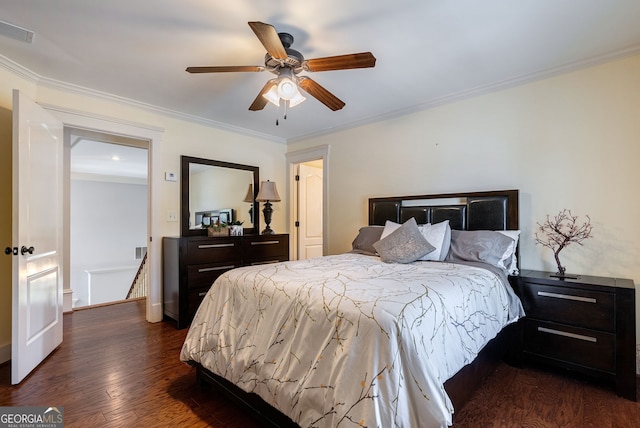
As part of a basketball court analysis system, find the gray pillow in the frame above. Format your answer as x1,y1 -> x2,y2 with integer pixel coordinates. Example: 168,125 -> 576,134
351,226 -> 384,255
373,218 -> 436,263
446,230 -> 515,268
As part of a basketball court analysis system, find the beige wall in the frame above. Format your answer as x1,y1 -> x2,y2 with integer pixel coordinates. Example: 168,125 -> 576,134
290,54 -> 640,347
0,65 -> 287,360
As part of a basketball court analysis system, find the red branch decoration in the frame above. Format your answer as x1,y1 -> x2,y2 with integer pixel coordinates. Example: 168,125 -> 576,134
534,209 -> 593,276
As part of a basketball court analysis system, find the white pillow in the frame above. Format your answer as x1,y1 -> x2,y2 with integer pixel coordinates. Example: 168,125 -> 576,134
496,230 -> 520,275
418,220 -> 451,261
380,220 -> 402,240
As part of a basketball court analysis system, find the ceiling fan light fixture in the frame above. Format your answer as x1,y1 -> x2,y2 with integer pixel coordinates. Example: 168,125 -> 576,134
288,91 -> 306,107
263,85 -> 280,106
277,76 -> 299,100
263,72 -> 306,108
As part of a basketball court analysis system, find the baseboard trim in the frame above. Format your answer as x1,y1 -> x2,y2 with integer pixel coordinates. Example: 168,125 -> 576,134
63,288 -> 74,313
148,301 -> 163,323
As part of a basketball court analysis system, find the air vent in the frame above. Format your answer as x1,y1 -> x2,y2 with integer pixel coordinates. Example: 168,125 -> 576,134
0,20 -> 34,43
134,246 -> 147,260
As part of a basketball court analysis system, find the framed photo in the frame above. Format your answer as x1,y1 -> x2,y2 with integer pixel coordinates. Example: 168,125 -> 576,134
219,209 -> 233,224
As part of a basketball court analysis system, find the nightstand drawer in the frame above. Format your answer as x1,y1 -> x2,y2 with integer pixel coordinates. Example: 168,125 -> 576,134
521,282 -> 614,332
523,319 -> 615,373
187,239 -> 241,264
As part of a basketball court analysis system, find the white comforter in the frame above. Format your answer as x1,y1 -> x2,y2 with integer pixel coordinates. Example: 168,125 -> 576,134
180,253 -> 523,427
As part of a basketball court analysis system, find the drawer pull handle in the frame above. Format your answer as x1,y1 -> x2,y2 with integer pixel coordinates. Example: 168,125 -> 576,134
198,243 -> 235,249
537,291 -> 596,304
198,265 -> 235,273
251,241 -> 279,246
198,292 -> 207,297
251,260 -> 280,265
537,326 -> 597,343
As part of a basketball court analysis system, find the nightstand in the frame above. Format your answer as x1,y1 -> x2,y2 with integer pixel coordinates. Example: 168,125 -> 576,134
513,270 -> 636,401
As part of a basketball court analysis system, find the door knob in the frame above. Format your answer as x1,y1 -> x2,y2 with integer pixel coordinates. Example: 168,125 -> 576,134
20,246 -> 34,255
5,247 -> 18,255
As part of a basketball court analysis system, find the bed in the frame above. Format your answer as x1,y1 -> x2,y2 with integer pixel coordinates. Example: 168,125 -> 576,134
180,189 -> 524,427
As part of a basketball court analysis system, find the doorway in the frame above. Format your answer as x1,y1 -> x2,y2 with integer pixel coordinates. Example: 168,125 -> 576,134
67,128 -> 148,308
46,105 -> 164,323
286,146 -> 329,260
295,161 -> 323,259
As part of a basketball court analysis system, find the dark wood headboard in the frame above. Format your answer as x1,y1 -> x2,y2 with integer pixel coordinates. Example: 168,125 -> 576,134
369,189 -> 518,231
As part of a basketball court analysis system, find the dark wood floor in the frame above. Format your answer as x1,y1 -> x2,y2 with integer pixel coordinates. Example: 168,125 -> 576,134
1,299 -> 638,427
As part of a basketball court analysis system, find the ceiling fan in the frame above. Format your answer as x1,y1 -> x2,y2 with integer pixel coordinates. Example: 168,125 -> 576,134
186,21 -> 376,113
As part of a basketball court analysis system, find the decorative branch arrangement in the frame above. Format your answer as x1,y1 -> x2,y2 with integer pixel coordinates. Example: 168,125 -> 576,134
534,209 -> 593,277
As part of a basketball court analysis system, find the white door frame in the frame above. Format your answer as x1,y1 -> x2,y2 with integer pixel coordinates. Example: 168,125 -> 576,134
41,104 -> 164,322
285,145 -> 330,259
66,127 -> 149,308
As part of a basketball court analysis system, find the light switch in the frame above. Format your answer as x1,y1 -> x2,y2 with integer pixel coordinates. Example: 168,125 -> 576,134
165,172 -> 177,182
167,211 -> 178,222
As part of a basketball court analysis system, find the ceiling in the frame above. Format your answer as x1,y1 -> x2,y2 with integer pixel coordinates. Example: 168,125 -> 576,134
2,1 -> 640,144
70,138 -> 148,182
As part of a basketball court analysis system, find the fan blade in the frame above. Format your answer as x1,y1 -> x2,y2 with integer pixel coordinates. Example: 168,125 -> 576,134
298,77 -> 345,111
249,79 -> 277,111
186,65 -> 264,73
304,52 -> 376,72
248,21 -> 288,60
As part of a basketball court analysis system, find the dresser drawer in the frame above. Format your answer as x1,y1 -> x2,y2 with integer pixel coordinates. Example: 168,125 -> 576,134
521,282 -> 614,332
243,236 -> 288,262
522,319 -> 615,373
188,286 -> 211,317
187,239 -> 241,264
187,262 -> 238,289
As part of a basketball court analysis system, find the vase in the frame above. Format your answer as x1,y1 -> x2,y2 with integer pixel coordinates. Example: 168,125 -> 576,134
230,225 -> 243,236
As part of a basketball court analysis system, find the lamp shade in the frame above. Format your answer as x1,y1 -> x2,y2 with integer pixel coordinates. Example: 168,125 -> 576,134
263,84 -> 280,107
288,90 -> 306,107
243,184 -> 254,203
277,77 -> 298,100
256,180 -> 281,202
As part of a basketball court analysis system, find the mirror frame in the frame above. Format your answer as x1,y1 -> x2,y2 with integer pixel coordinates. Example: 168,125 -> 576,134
181,155 -> 260,236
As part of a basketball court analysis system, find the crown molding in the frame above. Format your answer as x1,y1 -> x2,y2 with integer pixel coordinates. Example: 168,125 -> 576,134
4,45 -> 640,145
288,45 -> 640,144
0,54 -> 39,83
0,54 -> 287,144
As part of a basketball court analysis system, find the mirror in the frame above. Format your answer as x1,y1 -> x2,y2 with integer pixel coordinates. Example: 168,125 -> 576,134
181,156 -> 259,236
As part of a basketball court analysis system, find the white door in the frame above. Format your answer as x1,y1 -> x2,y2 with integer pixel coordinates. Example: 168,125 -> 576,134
11,90 -> 64,384
297,163 -> 323,259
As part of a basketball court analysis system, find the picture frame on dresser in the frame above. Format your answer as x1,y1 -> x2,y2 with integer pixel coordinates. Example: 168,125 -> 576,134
513,270 -> 636,401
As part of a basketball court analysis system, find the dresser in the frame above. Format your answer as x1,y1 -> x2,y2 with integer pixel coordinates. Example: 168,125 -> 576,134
163,234 -> 289,329
513,270 -> 636,400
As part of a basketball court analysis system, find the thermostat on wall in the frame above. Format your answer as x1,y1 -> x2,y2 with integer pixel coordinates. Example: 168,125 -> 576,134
165,172 -> 177,182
